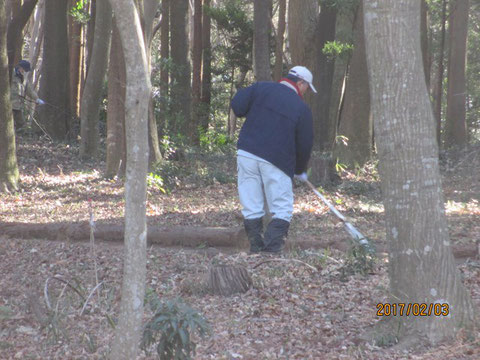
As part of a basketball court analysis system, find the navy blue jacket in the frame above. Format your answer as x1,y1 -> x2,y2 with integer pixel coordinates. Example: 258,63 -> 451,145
231,81 -> 313,178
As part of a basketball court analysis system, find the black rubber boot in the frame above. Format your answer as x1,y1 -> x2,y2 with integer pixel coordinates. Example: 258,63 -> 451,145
262,218 -> 290,254
244,218 -> 264,254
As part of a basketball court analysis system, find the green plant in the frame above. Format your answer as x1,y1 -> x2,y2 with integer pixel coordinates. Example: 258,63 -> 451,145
69,0 -> 90,23
141,293 -> 211,360
340,240 -> 376,281
147,173 -> 167,194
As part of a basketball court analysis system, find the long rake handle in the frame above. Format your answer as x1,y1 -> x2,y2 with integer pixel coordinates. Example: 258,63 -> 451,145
304,180 -> 373,250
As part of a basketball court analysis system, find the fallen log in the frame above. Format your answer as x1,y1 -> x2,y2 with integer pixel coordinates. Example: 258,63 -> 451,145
1,221 -> 477,259
0,221 -> 248,249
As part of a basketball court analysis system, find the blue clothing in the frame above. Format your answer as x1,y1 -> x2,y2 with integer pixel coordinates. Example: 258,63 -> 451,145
231,81 -> 313,178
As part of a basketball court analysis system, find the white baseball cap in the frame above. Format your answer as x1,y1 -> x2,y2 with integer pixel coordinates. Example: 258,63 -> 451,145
288,66 -> 317,93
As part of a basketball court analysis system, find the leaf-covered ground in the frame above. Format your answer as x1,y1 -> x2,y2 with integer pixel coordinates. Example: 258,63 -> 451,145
0,138 -> 479,359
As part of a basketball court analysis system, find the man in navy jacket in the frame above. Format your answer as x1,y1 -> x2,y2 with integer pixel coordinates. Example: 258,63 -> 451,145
231,66 -> 315,253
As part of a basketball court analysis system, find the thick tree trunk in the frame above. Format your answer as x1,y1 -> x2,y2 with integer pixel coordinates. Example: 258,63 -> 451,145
105,20 -> 126,179
273,0 -> 286,81
335,3 -> 372,168
38,0 -> 70,140
200,0 -> 211,131
170,0 -> 192,137
80,0 -> 112,159
0,0 -> 19,193
445,0 -> 469,148
364,0 -> 476,345
108,0 -> 151,359
253,0 -> 271,81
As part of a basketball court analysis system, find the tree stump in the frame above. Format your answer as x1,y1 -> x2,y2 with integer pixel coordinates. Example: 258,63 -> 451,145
207,265 -> 252,296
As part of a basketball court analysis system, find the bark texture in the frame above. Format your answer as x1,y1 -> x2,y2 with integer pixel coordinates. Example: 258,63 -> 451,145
108,0 -> 151,359
6,0 -> 38,77
170,0 -> 191,136
38,0 -> 70,140
364,0 -> 476,345
0,0 -> 19,193
335,3 -> 372,168
445,0 -> 469,148
68,0 -> 84,119
273,0 -> 286,81
80,0 -> 112,158
105,20 -> 126,179
253,0 -> 271,81
200,0 -> 211,131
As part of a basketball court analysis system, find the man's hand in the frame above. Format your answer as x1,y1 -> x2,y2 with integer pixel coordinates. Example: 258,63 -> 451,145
36,99 -> 45,105
294,172 -> 308,182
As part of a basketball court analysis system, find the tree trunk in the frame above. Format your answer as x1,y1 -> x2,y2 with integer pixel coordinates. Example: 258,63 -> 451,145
288,0 -> 317,68
68,0 -> 84,119
191,0 -> 202,143
105,20 -> 126,179
158,0 -> 169,137
364,0 -> 476,345
80,0 -> 112,159
420,0 -> 430,89
26,0 -> 44,94
445,0 -> 469,148
310,4 -> 337,152
433,0 -> 447,147
253,0 -> 271,81
170,0 -> 192,138
200,0 -> 211,132
335,2 -> 372,168
7,0 -> 38,77
0,0 -> 19,193
6,0 -> 38,78
108,0 -> 151,359
273,0 -> 286,81
142,0 -> 162,166
38,0 -> 70,141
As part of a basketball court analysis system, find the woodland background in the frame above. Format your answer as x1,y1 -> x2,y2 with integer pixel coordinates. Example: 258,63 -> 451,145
0,0 -> 479,359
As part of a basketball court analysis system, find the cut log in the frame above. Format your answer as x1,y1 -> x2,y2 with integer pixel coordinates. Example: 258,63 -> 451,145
207,265 -> 252,296
0,222 -> 248,249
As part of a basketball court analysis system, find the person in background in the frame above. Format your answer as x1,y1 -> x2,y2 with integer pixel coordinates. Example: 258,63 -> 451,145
10,60 -> 44,130
231,66 -> 315,254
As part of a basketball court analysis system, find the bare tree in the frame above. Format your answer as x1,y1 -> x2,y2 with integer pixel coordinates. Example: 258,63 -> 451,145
0,0 -> 19,193
80,0 -> 112,158
108,0 -> 151,359
364,0 -> 476,345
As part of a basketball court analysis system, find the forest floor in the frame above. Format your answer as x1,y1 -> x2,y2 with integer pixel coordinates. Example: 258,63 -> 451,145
0,137 -> 479,359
